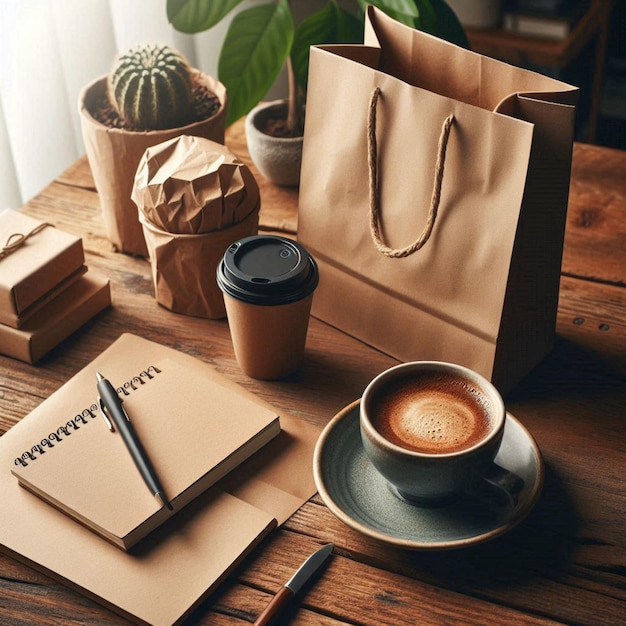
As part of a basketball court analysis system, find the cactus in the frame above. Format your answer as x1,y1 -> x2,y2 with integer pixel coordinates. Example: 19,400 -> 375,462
108,44 -> 193,130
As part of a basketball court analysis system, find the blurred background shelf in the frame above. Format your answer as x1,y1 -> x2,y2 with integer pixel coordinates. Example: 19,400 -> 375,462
463,0 -> 625,149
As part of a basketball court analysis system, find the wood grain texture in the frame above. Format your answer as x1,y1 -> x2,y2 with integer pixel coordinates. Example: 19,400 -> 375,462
0,122 -> 624,625
563,144 -> 626,287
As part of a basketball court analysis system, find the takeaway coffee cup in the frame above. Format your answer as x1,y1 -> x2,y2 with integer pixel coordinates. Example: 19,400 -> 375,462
360,361 -> 524,507
216,235 -> 318,380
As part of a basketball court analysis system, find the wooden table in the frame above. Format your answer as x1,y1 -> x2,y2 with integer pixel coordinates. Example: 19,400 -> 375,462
1,121 -> 625,625
466,0 -> 613,142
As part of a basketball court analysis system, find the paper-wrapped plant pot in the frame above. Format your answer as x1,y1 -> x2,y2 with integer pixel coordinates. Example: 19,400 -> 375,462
133,135 -> 260,319
79,71 -> 227,257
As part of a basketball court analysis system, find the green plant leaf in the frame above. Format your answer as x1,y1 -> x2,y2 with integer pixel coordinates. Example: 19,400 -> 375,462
427,0 -> 469,48
356,0 -> 419,26
355,0 -> 468,47
167,0 -> 245,33
291,2 -> 363,91
368,0 -> 419,18
413,0 -> 437,32
218,0 -> 294,125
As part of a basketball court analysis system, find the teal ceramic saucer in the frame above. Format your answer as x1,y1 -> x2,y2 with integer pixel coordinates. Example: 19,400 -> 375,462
313,401 -> 544,550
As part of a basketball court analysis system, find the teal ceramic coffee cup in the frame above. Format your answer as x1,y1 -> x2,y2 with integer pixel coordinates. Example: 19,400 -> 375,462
360,361 -> 523,507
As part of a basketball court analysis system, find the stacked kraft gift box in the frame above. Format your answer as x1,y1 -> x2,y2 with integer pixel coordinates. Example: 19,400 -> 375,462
0,209 -> 111,363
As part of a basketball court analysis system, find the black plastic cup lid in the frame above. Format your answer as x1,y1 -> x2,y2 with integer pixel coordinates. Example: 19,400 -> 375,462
217,235 -> 318,305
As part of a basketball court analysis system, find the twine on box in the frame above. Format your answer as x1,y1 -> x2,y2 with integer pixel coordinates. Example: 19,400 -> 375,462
367,87 -> 454,258
0,222 -> 53,260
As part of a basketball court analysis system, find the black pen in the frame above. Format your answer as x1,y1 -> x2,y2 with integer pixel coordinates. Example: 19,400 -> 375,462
96,371 -> 172,510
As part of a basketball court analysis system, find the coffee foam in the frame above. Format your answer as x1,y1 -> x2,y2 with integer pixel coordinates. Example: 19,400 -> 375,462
370,373 -> 494,454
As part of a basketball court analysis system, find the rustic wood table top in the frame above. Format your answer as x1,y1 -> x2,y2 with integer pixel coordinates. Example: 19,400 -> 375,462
0,119 -> 624,625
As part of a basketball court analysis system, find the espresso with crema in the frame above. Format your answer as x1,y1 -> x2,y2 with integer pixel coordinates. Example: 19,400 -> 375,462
369,372 -> 495,454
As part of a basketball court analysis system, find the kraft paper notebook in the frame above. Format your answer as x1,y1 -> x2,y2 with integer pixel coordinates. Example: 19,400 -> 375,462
0,334 -> 320,626
12,354 -> 281,549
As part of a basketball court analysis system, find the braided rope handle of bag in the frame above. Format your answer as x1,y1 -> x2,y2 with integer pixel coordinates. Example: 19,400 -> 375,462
368,87 -> 454,258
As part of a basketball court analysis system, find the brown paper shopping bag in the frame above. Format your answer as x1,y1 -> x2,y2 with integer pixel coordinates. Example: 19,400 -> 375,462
298,7 -> 578,393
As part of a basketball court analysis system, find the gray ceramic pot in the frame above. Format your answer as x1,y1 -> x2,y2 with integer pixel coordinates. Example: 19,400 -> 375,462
244,100 -> 303,187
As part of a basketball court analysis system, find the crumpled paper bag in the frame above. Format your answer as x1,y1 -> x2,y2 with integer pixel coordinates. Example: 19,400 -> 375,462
133,135 -> 260,319
132,135 -> 260,235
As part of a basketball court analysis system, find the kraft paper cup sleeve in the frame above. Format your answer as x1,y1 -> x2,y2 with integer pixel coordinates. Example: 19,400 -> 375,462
132,135 -> 260,235
140,207 -> 259,319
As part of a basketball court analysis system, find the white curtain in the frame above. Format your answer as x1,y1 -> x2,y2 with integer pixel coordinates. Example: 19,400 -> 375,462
0,0 -> 291,210
0,0 -> 329,210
